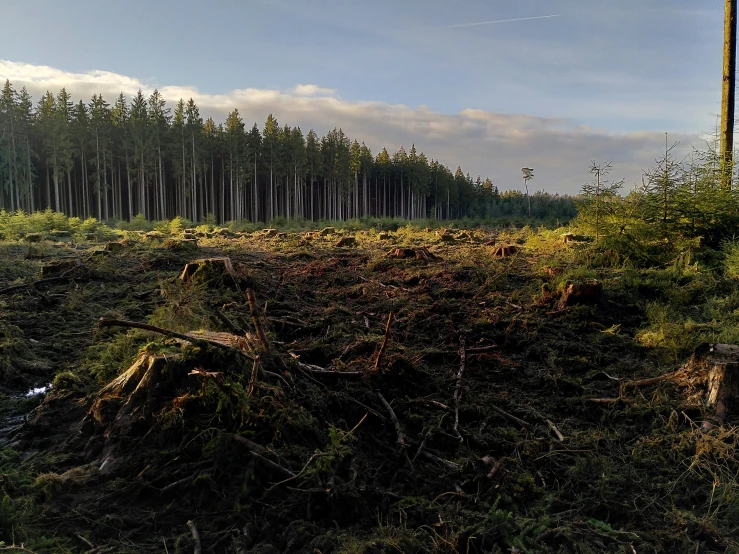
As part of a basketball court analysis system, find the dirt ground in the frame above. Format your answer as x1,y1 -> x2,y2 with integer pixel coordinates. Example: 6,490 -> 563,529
0,226 -> 737,553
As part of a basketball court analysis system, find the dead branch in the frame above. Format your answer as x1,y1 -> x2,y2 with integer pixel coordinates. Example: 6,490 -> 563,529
0,263 -> 87,295
248,356 -> 261,397
0,546 -> 39,553
420,451 -> 460,470
186,520 -> 202,554
452,335 -> 466,441
408,398 -> 450,411
587,398 -> 635,404
246,288 -> 271,353
159,475 -> 193,494
546,419 -> 565,442
374,312 -> 395,374
376,391 -> 414,471
491,405 -> 533,430
97,318 -> 254,361
466,345 -> 498,354
231,434 -> 295,479
213,308 -> 245,335
296,361 -> 363,376
622,372 -> 677,389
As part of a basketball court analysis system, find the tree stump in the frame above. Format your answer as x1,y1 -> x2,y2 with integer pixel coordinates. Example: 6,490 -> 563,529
41,259 -> 82,278
104,241 -> 125,252
23,233 -> 43,243
49,230 -> 72,239
556,281 -> 605,310
702,344 -> 739,424
320,227 -> 336,236
388,248 -> 415,259
262,228 -> 279,238
335,236 -> 357,247
180,257 -> 235,284
492,245 -> 518,257
561,233 -> 574,243
144,231 -> 164,241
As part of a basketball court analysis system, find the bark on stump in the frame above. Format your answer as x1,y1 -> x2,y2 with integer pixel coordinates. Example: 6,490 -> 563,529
180,257 -> 235,284
703,344 -> 739,424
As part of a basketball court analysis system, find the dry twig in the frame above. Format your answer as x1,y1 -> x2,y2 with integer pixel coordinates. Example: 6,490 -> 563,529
246,288 -> 271,353
452,334 -> 466,441
375,312 -> 395,374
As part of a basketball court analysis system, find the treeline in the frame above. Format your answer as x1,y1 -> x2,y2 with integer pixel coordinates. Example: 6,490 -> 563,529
0,81 -> 575,224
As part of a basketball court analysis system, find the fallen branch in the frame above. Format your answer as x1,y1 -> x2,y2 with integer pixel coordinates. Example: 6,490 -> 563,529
466,345 -> 498,354
420,451 -> 460,470
213,308 -> 245,335
296,361 -> 363,377
355,273 -> 409,292
376,391 -> 414,471
268,413 -> 369,491
374,312 -> 395,374
246,288 -> 271,353
491,405 -> 533,431
186,520 -> 202,554
0,264 -> 87,296
622,372 -> 677,390
545,419 -> 565,442
247,355 -> 261,397
231,435 -> 295,479
587,397 -> 635,404
452,334 -> 466,442
97,318 -> 254,360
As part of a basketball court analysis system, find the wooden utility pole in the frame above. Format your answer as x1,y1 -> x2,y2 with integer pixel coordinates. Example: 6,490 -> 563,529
721,0 -> 737,189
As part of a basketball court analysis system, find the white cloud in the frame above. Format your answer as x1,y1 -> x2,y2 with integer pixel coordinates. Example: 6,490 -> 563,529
292,84 -> 337,97
0,59 -> 705,195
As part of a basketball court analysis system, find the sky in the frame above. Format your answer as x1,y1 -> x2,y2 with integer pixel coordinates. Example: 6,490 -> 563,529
0,0 -> 727,195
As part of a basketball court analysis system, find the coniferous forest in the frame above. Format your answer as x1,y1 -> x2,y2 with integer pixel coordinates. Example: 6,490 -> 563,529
0,81 -> 576,224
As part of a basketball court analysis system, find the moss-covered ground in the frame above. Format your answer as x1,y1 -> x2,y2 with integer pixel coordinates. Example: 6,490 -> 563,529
0,221 -> 738,553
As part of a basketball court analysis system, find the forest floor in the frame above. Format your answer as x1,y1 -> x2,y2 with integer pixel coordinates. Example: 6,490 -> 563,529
0,223 -> 738,554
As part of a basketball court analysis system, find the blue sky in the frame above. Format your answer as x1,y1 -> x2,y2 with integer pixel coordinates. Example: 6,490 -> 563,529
0,0 -> 727,194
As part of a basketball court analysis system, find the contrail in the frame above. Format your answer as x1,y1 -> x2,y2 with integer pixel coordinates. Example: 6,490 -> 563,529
439,14 -> 563,29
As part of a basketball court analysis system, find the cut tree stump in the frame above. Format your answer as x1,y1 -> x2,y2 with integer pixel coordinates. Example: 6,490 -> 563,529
561,233 -> 574,243
320,227 -> 336,236
23,233 -> 43,243
492,244 -> 518,257
702,344 -> 739,424
388,248 -> 415,259
41,259 -> 82,278
335,236 -> 357,247
262,228 -> 279,238
556,280 -> 605,310
180,257 -> 234,284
